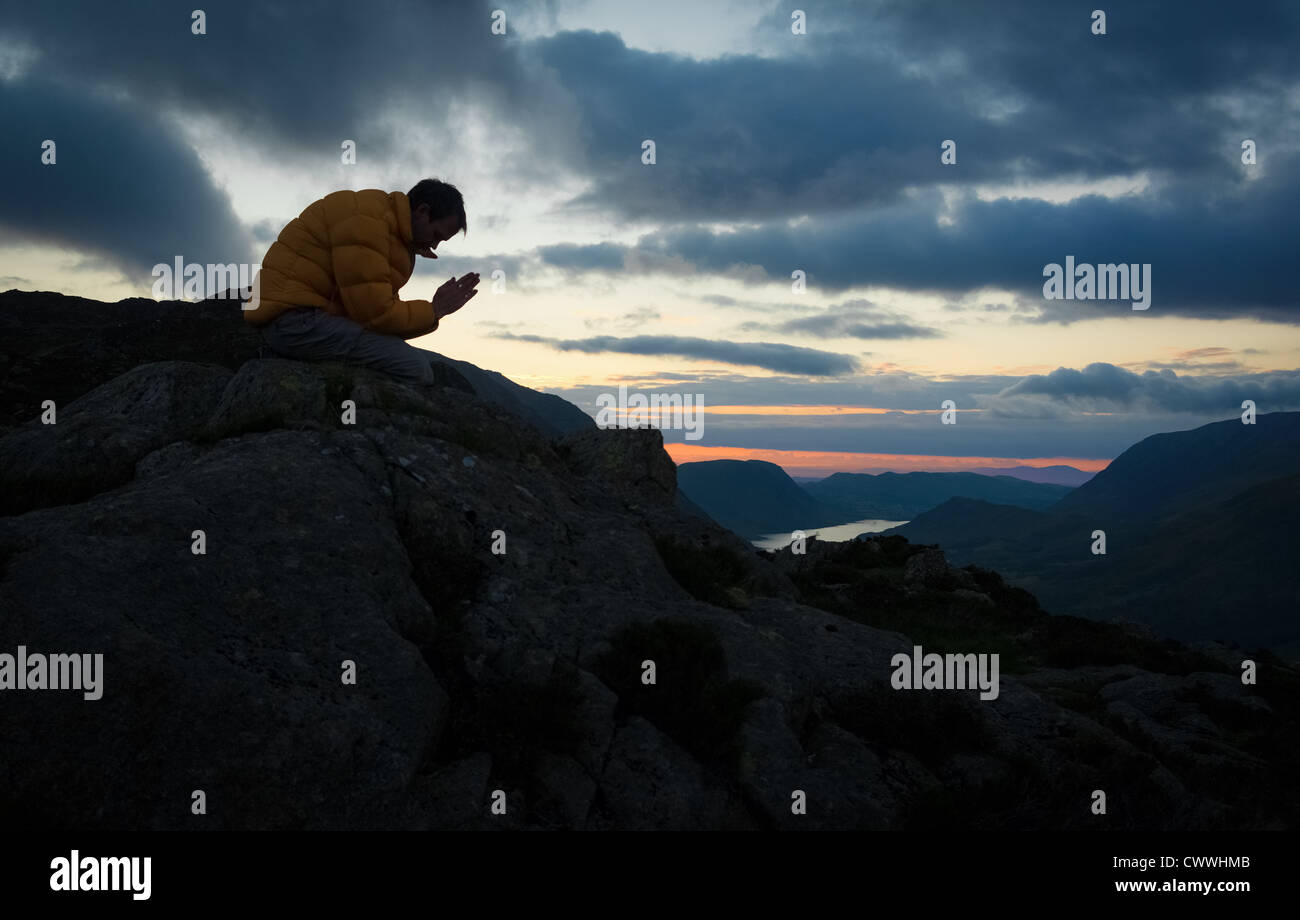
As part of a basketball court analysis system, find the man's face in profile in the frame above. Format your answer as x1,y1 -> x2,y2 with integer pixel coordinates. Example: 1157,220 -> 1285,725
411,203 -> 461,258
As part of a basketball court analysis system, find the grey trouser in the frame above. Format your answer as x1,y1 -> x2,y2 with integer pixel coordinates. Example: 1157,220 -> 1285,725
259,307 -> 436,386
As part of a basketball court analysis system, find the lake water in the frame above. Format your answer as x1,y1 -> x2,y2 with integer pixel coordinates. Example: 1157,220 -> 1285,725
752,519 -> 909,551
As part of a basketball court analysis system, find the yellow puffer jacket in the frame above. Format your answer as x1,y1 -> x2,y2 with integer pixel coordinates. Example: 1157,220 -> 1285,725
242,189 -> 437,338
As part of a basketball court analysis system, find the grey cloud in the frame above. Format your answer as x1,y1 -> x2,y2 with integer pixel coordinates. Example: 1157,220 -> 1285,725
5,0 -> 1299,324
944,301 -> 1013,313
840,322 -> 942,339
529,163 -> 1300,322
512,4 -> 1299,320
583,306 -> 661,331
538,242 -> 625,271
1,1 -> 573,163
992,363 -> 1300,413
547,358 -> 1299,458
0,0 -> 580,279
549,368 -> 1180,458
695,294 -> 821,315
491,332 -> 860,375
716,297 -> 944,340
536,2 -> 1296,226
417,252 -> 535,288
0,77 -> 255,278
249,219 -> 282,245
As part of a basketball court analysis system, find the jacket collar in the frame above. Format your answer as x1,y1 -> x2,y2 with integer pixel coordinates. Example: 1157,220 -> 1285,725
393,191 -> 414,246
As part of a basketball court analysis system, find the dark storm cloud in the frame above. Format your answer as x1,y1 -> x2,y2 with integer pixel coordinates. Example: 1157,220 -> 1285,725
0,1 -> 561,160
801,0 -> 1300,105
990,363 -> 1300,413
491,332 -> 860,375
0,78 -> 254,277
533,29 -> 992,222
0,0 -> 575,278
514,1 -> 1298,320
537,1 -> 1296,223
531,159 -> 1300,321
4,0 -> 1298,322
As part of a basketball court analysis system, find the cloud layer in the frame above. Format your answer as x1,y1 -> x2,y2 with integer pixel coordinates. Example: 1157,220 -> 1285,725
4,0 -> 1297,321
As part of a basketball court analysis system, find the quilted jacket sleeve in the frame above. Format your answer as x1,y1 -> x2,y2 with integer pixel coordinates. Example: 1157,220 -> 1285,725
328,210 -> 438,337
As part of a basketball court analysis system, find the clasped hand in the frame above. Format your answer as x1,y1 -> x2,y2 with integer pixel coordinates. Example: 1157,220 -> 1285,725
432,273 -> 480,320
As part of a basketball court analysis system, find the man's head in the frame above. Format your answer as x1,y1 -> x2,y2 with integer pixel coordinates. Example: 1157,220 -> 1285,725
407,178 -> 466,257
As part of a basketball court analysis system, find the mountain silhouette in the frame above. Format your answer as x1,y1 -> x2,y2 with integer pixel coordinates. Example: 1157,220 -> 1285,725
968,465 -> 1095,487
676,459 -> 849,538
1051,412 -> 1300,520
676,463 -> 1073,540
891,413 -> 1300,652
806,470 -> 1072,520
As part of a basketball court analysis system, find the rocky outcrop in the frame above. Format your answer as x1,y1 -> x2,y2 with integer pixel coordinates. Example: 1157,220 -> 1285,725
1,353 -> 1297,830
0,289 -> 593,440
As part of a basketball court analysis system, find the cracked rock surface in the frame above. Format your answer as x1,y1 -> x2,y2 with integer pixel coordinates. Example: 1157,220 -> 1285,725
2,354 -> 1297,830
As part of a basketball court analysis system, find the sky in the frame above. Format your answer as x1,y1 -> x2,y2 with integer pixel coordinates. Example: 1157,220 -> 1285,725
2,0 -> 1298,476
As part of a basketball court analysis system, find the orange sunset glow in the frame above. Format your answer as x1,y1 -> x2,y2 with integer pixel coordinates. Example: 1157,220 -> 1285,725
683,405 -> 971,416
599,405 -> 981,417
662,443 -> 1112,477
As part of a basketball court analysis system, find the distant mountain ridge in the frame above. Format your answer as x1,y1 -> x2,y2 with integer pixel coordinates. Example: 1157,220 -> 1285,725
969,465 -> 1095,487
805,470 -> 1072,520
677,462 -> 1078,541
676,459 -> 847,539
1050,413 -> 1300,521
891,413 -> 1300,651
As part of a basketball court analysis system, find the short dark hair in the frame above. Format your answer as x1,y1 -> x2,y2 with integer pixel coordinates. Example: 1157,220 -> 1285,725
407,178 -> 467,236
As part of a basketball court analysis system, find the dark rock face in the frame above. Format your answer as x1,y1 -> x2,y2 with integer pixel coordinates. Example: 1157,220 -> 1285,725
2,338 -> 1298,829
0,360 -> 234,515
0,289 -> 593,440
903,547 -> 949,586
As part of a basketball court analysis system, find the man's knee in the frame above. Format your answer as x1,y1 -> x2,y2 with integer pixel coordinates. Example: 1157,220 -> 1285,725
379,339 -> 435,386
348,332 -> 435,386
395,352 -> 436,386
